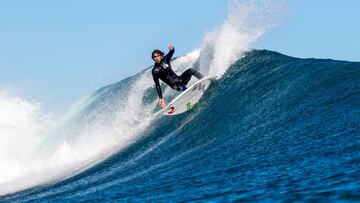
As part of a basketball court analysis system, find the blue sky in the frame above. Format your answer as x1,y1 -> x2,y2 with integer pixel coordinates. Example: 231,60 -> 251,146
0,0 -> 359,112
255,0 -> 360,61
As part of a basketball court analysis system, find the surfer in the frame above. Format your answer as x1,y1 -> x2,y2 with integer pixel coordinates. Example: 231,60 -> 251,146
152,45 -> 204,109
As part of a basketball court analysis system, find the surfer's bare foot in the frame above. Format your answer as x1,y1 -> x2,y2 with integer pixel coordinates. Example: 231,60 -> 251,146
159,99 -> 166,109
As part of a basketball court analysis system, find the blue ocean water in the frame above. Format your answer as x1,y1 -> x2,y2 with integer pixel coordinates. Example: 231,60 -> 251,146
2,50 -> 360,202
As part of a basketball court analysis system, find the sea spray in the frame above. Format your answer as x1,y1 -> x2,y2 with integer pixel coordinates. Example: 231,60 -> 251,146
0,91 -> 53,193
199,0 -> 287,78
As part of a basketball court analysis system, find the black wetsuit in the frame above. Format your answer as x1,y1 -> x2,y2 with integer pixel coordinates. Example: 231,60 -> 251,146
152,48 -> 203,99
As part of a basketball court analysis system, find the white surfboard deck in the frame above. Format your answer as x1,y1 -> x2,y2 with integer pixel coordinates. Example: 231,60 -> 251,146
160,76 -> 212,116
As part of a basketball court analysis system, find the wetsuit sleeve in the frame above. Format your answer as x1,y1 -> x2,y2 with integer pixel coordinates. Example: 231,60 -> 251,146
152,70 -> 163,99
164,48 -> 175,64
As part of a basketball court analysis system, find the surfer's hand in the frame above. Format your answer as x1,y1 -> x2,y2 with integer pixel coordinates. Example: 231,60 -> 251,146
159,99 -> 166,109
168,44 -> 174,50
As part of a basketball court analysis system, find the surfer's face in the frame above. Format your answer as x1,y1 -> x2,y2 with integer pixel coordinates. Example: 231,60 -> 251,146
153,54 -> 162,63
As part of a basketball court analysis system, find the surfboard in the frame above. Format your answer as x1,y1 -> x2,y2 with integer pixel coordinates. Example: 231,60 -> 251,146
161,76 -> 212,116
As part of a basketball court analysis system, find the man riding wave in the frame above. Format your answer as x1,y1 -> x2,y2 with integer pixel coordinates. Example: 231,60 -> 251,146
152,44 -> 204,109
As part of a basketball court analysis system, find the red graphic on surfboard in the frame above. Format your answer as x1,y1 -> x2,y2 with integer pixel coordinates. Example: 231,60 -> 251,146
167,106 -> 175,114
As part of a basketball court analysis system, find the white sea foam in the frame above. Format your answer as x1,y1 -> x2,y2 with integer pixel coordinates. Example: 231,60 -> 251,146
0,91 -> 53,194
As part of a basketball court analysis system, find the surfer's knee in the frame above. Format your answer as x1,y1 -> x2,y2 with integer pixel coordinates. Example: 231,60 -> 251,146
187,68 -> 196,74
190,68 -> 203,79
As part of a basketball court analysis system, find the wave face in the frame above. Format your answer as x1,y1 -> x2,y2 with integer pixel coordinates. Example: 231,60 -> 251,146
2,50 -> 360,202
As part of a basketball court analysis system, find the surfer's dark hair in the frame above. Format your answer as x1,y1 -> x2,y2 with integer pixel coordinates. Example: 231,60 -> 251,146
151,49 -> 164,59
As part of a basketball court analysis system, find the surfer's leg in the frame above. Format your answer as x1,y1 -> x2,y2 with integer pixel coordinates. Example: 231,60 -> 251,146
180,68 -> 204,85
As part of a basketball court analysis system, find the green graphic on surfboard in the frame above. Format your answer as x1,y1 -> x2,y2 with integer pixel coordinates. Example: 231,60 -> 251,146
186,102 -> 192,110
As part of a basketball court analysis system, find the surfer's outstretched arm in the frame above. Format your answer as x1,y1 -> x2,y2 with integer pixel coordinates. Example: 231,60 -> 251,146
164,45 -> 175,63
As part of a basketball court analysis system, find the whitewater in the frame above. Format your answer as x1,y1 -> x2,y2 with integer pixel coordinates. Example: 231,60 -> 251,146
1,0 -> 360,202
